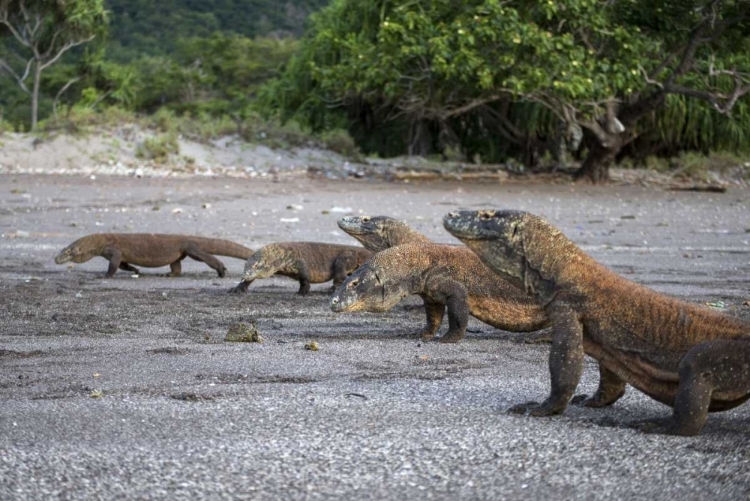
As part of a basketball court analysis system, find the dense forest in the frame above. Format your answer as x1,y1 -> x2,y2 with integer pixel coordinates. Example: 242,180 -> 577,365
105,0 -> 328,61
0,0 -> 327,126
0,0 -> 748,182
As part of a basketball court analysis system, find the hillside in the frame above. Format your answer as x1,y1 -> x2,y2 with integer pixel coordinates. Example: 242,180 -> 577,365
105,0 -> 329,60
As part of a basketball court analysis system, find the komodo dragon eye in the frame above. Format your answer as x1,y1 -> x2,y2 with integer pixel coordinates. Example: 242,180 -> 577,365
361,216 -> 371,223
349,278 -> 360,287
511,223 -> 519,238
479,210 -> 495,220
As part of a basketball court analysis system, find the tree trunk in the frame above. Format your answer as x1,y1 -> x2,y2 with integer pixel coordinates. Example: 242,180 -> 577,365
31,61 -> 41,130
573,137 -> 622,183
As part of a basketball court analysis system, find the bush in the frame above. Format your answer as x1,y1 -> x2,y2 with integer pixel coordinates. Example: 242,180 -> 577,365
136,132 -> 180,162
38,105 -> 137,135
320,128 -> 361,160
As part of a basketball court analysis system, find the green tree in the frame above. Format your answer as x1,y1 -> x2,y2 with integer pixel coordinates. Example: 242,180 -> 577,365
0,0 -> 108,129
268,0 -> 750,181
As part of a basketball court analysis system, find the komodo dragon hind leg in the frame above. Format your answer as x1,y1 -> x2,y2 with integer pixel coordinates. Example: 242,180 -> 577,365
571,364 -> 626,408
183,242 -> 227,277
295,259 -> 311,295
164,258 -> 183,277
631,338 -> 750,436
119,262 -> 140,274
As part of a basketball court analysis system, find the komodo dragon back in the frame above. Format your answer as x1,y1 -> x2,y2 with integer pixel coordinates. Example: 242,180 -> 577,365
182,236 -> 254,260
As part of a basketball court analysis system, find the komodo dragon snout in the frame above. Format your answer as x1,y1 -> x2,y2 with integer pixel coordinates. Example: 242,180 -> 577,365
54,243 -> 88,264
443,209 -> 527,285
337,215 -> 376,235
241,252 -> 283,281
331,265 -> 403,313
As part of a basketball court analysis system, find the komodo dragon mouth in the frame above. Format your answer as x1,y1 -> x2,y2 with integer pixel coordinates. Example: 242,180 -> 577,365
54,248 -> 75,264
337,216 -> 374,234
443,210 -> 496,239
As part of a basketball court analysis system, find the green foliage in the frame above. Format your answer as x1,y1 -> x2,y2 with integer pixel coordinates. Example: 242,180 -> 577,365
104,0 -> 328,61
136,132 -> 180,162
0,1 -> 325,129
38,104 -> 136,134
264,0 -> 750,165
149,108 -> 238,142
0,0 -> 109,128
320,128 -> 361,159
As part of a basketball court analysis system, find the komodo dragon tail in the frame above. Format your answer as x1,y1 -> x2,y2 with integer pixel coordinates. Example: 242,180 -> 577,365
192,237 -> 254,260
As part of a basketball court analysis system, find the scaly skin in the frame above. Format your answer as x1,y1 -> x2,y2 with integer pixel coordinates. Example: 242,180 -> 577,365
337,216 -> 432,252
338,215 -> 551,343
443,209 -> 750,436
228,242 -> 372,295
330,243 -> 549,342
55,233 -> 254,278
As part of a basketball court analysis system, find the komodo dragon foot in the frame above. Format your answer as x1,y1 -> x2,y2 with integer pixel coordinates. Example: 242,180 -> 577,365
628,417 -> 692,436
228,282 -> 249,294
508,400 -> 566,417
436,332 -> 463,344
415,330 -> 437,341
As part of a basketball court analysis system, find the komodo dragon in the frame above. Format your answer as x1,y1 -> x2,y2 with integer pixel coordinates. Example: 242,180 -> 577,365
228,242 -> 372,295
443,209 -> 750,436
330,243 -> 550,342
337,215 -> 550,342
337,215 -> 433,251
55,233 -> 254,278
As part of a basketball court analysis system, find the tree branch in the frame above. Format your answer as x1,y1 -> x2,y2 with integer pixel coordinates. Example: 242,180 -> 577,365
0,57 -> 31,94
39,35 -> 96,70
0,8 -> 33,50
52,76 -> 81,118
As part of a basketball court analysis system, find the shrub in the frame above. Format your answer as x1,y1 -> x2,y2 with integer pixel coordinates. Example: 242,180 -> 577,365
136,132 -> 180,162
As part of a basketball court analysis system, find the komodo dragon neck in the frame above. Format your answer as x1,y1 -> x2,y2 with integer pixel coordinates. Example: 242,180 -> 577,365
519,219 -> 599,303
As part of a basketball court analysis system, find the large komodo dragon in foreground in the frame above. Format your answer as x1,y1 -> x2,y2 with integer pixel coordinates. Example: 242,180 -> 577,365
229,242 -> 372,295
443,209 -> 750,436
55,233 -> 254,278
336,215 -> 549,342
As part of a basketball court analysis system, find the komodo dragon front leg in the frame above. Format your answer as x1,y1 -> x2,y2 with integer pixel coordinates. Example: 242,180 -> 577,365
632,338 -> 750,436
228,279 -> 254,294
417,299 -> 446,341
424,275 -> 470,344
571,365 -> 626,408
510,301 -> 584,416
101,247 -> 123,278
181,242 -> 228,277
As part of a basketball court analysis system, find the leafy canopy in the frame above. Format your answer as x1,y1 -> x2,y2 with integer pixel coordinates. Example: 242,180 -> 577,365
272,0 -> 749,133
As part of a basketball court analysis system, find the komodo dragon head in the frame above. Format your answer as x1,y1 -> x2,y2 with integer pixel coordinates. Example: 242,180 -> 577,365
55,236 -> 99,264
338,215 -> 428,253
443,210 -> 530,288
330,260 -> 409,313
241,245 -> 289,281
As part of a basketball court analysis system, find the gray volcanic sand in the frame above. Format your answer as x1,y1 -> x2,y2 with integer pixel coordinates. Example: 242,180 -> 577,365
0,174 -> 749,500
